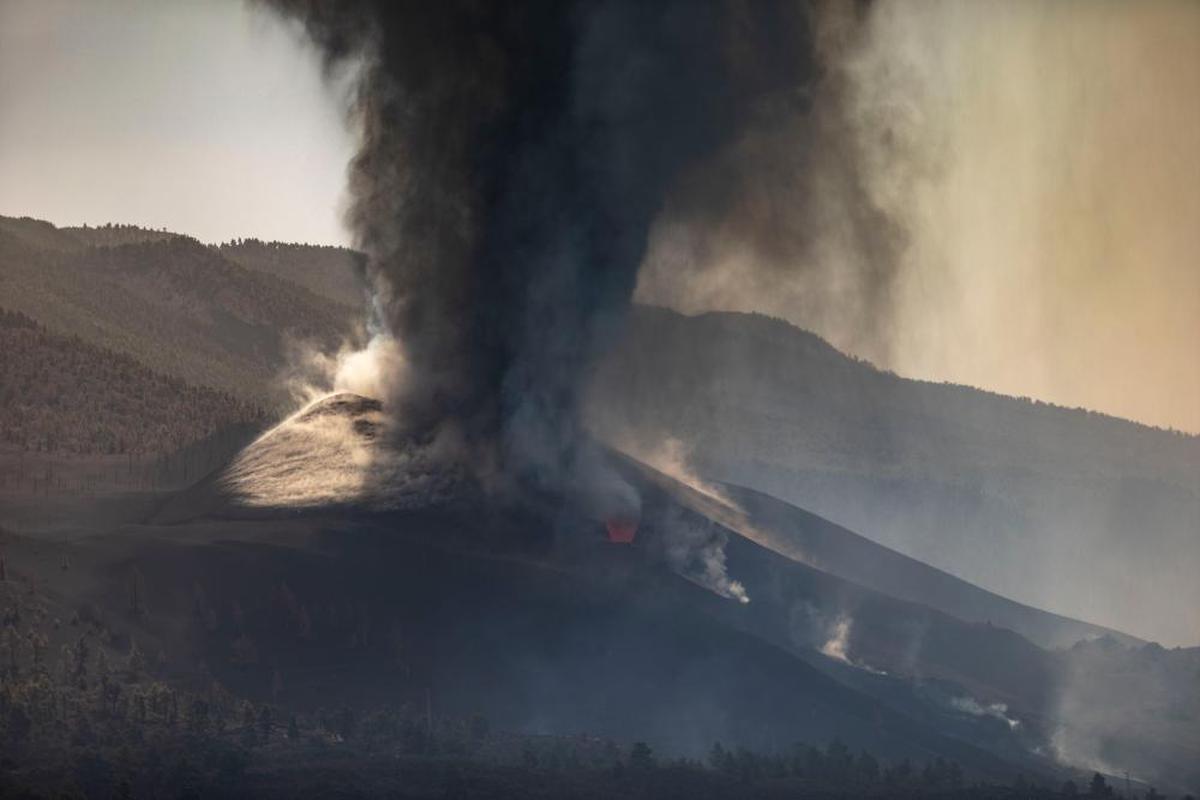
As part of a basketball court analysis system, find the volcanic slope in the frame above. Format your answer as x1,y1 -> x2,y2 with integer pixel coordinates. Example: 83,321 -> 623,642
630,461 -> 1138,651
149,392 -> 1199,793
588,305 -> 1200,647
152,393 -> 464,523
2,536 -> 1045,786
168,392 -> 1136,650
145,395 -> 1089,781
620,457 -> 1198,794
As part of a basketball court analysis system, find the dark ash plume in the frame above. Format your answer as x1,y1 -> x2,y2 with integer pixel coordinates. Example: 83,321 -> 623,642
261,0 -> 822,497
634,1 -> 905,367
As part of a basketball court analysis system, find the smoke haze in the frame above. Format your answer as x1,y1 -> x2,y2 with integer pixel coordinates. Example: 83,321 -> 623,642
637,0 -> 1200,434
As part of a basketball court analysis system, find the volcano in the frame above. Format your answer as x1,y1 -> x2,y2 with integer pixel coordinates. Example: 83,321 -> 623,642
34,394 -> 1176,794
153,392 -> 466,521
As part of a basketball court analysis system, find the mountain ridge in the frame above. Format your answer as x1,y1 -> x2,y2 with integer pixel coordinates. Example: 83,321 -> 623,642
0,216 -> 356,409
588,305 -> 1199,646
4,215 -> 1194,644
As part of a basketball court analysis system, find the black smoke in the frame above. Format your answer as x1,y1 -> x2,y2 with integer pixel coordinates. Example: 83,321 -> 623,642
261,0 -> 823,499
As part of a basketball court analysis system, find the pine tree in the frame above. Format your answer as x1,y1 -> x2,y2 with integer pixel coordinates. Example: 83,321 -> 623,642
126,637 -> 146,679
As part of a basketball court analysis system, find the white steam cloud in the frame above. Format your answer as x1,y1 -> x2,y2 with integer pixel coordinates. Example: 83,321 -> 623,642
282,328 -> 407,408
950,696 -> 1020,731
820,615 -> 852,664
787,604 -> 887,675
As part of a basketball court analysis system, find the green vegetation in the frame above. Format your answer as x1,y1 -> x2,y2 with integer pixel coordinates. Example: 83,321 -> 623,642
0,558 -> 1187,799
0,216 -> 355,409
0,646 -> 1177,800
64,222 -> 178,249
0,309 -> 265,455
218,238 -> 365,308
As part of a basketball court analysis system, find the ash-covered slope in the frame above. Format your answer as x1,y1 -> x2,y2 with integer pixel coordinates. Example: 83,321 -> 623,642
223,393 -> 389,508
161,390 -> 1135,670
654,470 -> 1139,651
144,395 -> 1038,768
142,392 -> 1198,792
626,458 -> 1198,793
153,393 -> 460,522
44,513 -> 1027,778
588,305 -> 1200,647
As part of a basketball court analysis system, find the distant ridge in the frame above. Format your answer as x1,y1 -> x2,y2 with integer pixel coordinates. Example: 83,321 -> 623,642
65,221 -> 179,248
3,215 -> 1194,643
588,305 -> 1200,646
0,215 -> 356,409
218,239 -> 365,307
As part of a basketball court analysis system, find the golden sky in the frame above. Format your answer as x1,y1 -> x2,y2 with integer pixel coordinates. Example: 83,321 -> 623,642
0,0 -> 354,245
883,0 -> 1200,434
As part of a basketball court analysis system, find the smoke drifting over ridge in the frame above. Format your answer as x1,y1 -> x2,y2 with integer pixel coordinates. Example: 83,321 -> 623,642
638,0 -> 1200,433
260,0 -> 835,498
637,1 -> 907,363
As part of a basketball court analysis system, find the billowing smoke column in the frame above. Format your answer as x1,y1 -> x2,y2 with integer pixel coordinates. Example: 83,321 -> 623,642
261,0 -> 821,501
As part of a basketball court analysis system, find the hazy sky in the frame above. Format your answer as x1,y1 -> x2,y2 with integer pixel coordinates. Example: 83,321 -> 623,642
637,0 -> 1200,433
0,0 -> 354,245
1,0 -> 1197,432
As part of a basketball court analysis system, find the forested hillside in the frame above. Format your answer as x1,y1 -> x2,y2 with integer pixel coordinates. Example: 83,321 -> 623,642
0,215 -> 84,252
0,217 -> 178,252
0,308 -> 265,455
0,217 -> 357,409
218,239 -> 365,307
64,221 -> 178,248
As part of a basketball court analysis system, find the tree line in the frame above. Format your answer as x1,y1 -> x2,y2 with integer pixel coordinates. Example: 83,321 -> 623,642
0,579 -> 1186,800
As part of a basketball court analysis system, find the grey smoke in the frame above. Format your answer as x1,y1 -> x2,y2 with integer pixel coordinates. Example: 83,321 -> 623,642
653,502 -> 749,604
950,696 -> 1020,730
637,0 -> 1200,434
635,1 -> 907,367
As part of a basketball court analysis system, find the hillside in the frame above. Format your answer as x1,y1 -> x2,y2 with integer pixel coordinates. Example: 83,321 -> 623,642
89,395 -> 1200,793
0,217 -> 179,251
634,459 -> 1137,651
64,221 -> 179,248
0,426 -> 1067,787
2,215 -> 1192,644
0,216 -> 358,408
218,239 -> 365,307
0,510 -> 1059,797
0,308 -> 265,455
0,215 -> 86,252
587,306 -> 1200,646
